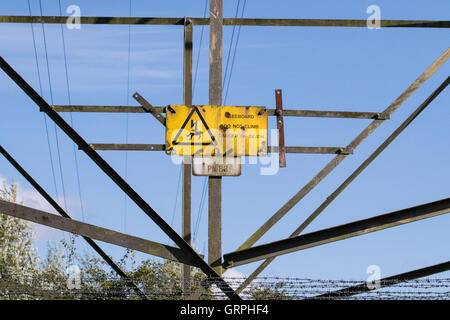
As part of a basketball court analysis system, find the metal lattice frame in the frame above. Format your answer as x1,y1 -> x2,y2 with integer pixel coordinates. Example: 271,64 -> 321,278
0,10 -> 449,300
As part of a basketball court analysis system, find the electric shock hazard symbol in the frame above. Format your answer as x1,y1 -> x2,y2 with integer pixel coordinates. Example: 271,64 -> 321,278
170,106 -> 216,148
165,105 -> 268,156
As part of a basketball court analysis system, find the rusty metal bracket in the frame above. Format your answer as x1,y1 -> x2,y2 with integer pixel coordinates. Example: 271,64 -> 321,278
275,89 -> 286,168
133,92 -> 166,126
235,48 -> 450,256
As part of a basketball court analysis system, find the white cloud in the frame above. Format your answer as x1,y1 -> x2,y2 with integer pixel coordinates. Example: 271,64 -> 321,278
211,268 -> 261,300
0,23 -> 182,92
0,175 -> 84,241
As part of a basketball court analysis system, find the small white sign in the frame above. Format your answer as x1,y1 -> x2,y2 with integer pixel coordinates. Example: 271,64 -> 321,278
192,156 -> 241,176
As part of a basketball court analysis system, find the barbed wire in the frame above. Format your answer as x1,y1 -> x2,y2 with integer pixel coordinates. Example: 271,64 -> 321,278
0,274 -> 448,300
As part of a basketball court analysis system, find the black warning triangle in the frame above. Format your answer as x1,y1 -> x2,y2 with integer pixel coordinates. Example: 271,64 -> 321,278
171,106 -> 217,146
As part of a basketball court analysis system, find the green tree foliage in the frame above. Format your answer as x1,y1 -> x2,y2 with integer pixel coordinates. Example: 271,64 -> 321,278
247,283 -> 291,300
0,181 -> 40,299
0,181 -> 38,278
0,180 -> 286,300
0,179 -> 210,299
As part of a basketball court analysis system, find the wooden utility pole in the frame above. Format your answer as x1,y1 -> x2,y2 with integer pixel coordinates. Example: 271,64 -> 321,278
208,0 -> 223,274
182,18 -> 193,296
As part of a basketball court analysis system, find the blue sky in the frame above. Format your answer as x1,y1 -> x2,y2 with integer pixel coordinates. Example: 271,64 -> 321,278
0,0 -> 449,285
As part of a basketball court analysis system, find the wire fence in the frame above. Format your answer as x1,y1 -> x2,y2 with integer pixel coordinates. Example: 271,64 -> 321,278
0,274 -> 448,300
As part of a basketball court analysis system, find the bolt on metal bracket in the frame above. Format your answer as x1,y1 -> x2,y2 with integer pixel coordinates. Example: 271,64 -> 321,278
275,89 -> 287,168
133,92 -> 166,126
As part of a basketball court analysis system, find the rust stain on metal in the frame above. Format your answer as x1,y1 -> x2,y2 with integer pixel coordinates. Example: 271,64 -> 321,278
275,89 -> 287,168
165,105 -> 268,156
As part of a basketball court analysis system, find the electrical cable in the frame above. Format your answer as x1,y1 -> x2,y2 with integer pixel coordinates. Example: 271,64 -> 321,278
223,0 -> 241,96
224,0 -> 247,105
123,0 -> 132,233
57,0 -> 85,222
191,0 -> 209,248
27,0 -> 60,205
170,166 -> 183,227
192,0 -> 208,100
193,176 -> 207,245
38,0 -> 68,212
193,0 -> 247,245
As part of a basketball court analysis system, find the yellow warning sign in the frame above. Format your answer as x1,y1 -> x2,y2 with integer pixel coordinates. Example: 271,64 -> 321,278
165,105 -> 268,156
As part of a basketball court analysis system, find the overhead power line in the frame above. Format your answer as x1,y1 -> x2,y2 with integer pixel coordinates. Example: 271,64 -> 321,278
192,0 -> 209,248
223,0 -> 241,94
27,0 -> 60,205
192,0 -> 209,100
224,0 -> 247,105
38,0 -> 68,213
123,0 -> 133,234
57,0 -> 85,222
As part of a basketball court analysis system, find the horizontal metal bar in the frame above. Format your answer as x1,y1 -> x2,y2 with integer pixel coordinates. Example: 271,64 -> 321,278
223,18 -> 450,28
52,105 -> 162,113
52,105 -> 383,119
0,199 -> 203,266
0,15 -> 202,25
235,48 -> 450,252
90,144 -> 353,155
223,198 -> 450,268
269,146 -> 353,155
0,16 -> 448,28
267,109 -> 386,119
314,261 -> 450,300
133,92 -> 166,126
90,144 -> 166,151
236,75 -> 450,294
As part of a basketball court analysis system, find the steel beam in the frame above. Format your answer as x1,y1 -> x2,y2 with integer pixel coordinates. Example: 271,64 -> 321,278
208,0 -> 224,275
52,105 -> 385,119
0,57 -> 241,300
182,17 -> 193,297
52,105 -> 155,113
223,18 -> 450,28
315,261 -> 450,300
223,198 -> 450,268
0,16 -> 448,28
236,48 -> 450,252
236,75 -> 450,293
89,144 -> 353,155
133,92 -> 166,126
0,199 -> 203,266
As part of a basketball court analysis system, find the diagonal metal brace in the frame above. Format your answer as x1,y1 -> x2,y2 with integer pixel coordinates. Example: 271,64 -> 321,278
314,261 -> 450,299
133,92 -> 166,126
223,198 -> 450,268
0,198 -> 204,266
235,48 -> 450,253
234,75 -> 450,294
